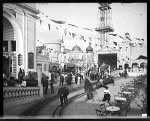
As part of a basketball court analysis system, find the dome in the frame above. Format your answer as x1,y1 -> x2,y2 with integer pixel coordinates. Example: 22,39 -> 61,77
86,42 -> 93,52
86,46 -> 93,52
72,45 -> 82,52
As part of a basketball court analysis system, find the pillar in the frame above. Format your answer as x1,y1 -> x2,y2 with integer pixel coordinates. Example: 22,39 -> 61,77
37,64 -> 43,98
109,65 -> 110,75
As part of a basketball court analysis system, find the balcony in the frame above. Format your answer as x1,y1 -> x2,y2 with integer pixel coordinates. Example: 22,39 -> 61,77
95,26 -> 114,32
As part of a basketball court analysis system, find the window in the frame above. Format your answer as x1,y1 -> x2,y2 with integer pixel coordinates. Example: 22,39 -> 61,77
11,41 -> 16,51
3,41 -> 8,52
44,63 -> 47,71
28,52 -> 34,69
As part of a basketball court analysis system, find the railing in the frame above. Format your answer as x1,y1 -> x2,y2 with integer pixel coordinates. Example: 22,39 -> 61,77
3,87 -> 40,102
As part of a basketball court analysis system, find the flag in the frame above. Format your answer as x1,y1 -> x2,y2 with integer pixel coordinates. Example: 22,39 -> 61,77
72,33 -> 76,38
50,19 -> 66,24
113,42 -> 117,46
48,24 -> 50,31
68,24 -> 78,28
109,34 -> 117,36
80,35 -> 86,42
64,29 -> 67,36
69,32 -> 71,36
126,36 -> 131,41
135,38 -> 141,41
40,19 -> 42,25
119,36 -> 125,40
83,28 -> 92,31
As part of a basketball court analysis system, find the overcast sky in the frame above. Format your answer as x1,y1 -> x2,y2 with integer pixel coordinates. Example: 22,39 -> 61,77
36,3 -> 147,53
37,3 -> 147,41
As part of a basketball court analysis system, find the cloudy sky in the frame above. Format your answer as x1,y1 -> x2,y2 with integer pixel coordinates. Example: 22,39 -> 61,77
36,3 -> 147,52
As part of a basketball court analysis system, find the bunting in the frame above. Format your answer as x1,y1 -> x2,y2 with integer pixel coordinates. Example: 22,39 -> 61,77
72,33 -> 76,38
135,38 -> 141,41
80,35 -> 86,42
126,36 -> 132,41
109,34 -> 117,36
119,36 -> 125,40
50,19 -> 66,24
69,32 -> 71,36
40,19 -> 42,25
68,24 -> 78,28
83,28 -> 92,31
64,29 -> 67,36
48,24 -> 50,31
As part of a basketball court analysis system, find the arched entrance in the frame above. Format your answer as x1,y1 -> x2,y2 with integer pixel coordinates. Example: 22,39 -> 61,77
3,16 -> 16,78
3,10 -> 24,78
132,62 -> 138,68
140,62 -> 146,68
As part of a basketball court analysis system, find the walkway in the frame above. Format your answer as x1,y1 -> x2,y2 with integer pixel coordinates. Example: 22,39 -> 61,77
62,77 -> 146,118
3,78 -> 96,116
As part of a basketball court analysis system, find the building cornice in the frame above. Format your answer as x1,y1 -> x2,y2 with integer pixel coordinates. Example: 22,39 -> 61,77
16,3 -> 40,14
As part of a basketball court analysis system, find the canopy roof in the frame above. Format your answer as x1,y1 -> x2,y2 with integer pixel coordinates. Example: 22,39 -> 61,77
136,55 -> 147,60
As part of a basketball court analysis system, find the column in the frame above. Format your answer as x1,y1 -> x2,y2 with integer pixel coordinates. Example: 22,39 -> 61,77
37,64 -> 43,98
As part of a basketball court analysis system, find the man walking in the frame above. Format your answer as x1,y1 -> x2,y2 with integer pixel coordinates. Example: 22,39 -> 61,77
58,85 -> 65,106
63,84 -> 69,104
60,73 -> 64,86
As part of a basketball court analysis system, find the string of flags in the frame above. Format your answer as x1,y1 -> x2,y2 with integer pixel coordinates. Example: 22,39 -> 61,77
38,13 -> 94,42
109,33 -> 145,46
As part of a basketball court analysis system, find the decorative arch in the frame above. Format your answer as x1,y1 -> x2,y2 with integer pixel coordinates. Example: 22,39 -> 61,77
132,62 -> 138,68
3,10 -> 24,78
140,62 -> 146,68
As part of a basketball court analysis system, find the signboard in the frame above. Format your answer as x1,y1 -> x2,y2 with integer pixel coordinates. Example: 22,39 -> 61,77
3,52 -> 16,57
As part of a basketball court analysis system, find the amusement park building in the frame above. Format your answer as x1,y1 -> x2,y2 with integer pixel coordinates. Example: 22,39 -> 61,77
3,3 -> 40,78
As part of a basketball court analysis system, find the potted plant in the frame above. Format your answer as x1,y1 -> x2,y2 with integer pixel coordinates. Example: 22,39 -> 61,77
84,78 -> 94,99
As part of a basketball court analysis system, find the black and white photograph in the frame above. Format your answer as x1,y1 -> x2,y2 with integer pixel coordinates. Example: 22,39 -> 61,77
2,3 -> 147,119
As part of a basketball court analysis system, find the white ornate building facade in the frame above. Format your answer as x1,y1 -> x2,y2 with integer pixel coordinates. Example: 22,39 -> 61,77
3,3 -> 40,78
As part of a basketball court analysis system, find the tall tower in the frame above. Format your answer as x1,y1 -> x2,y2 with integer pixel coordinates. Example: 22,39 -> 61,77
95,3 -> 114,49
